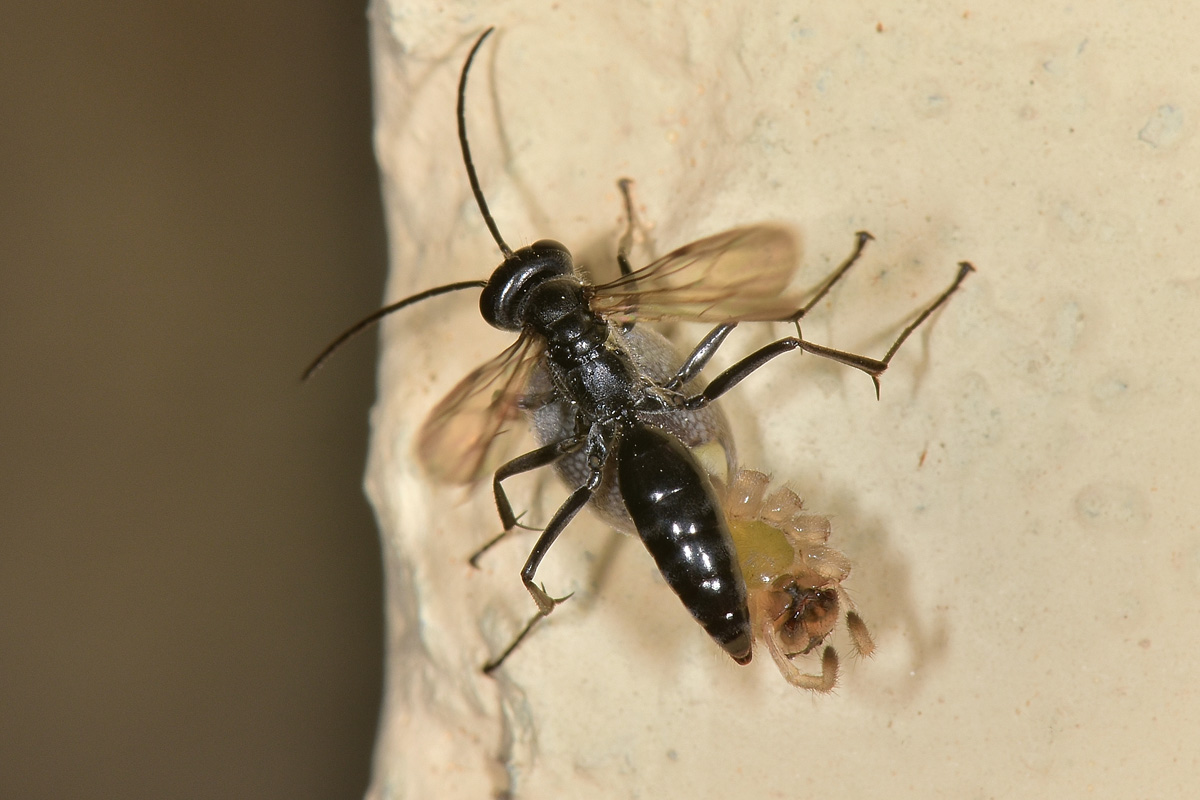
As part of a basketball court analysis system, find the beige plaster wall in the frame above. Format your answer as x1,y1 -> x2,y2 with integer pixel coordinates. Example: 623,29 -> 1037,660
366,2 -> 1199,797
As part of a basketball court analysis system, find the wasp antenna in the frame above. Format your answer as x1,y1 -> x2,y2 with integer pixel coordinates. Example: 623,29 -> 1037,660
458,27 -> 513,260
302,280 -> 487,380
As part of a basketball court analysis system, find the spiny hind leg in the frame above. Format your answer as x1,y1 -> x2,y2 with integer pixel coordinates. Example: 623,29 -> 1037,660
616,178 -> 638,278
470,435 -> 585,567
484,444 -> 607,673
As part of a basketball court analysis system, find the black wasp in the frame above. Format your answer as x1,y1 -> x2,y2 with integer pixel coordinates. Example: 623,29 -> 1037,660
306,28 -> 973,673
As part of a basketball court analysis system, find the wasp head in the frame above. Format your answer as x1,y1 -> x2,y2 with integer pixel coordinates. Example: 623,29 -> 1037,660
479,239 -> 576,331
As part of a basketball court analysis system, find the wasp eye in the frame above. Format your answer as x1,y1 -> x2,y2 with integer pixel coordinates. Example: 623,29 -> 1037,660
479,241 -> 575,330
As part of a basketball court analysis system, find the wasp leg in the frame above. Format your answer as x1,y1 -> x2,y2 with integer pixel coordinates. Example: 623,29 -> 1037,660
470,434 -> 586,567
682,261 -> 973,406
615,178 -> 642,333
680,336 -> 882,409
484,446 -> 608,674
468,514 -> 543,569
664,232 -> 875,392
616,178 -> 638,279
786,230 -> 874,323
664,323 -> 738,391
518,452 -> 606,614
873,261 -> 975,369
483,609 -> 551,674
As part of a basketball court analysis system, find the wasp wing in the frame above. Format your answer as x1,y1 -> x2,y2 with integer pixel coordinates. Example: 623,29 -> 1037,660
417,335 -> 541,485
591,224 -> 806,323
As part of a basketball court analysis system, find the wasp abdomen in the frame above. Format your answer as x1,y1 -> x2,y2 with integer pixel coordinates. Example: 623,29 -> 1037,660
616,424 -> 752,663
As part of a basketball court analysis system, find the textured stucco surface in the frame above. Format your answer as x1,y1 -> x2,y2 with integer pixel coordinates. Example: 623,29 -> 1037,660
366,2 -> 1200,797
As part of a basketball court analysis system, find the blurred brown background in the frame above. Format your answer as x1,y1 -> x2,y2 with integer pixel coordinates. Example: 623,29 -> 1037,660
1,3 -> 386,798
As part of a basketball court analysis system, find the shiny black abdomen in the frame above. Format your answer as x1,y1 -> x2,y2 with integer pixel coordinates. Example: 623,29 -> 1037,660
616,424 -> 752,663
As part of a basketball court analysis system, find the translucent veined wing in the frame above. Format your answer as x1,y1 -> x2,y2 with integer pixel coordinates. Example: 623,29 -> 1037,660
590,224 -> 806,323
417,334 -> 542,485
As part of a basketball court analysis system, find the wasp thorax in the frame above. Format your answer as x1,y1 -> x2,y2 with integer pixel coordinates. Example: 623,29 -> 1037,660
479,239 -> 574,331
524,279 -> 591,330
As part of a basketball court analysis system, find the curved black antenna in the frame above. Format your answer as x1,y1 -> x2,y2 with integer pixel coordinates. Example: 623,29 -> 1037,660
302,280 -> 486,380
305,29 -> 508,381
458,27 -> 513,260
